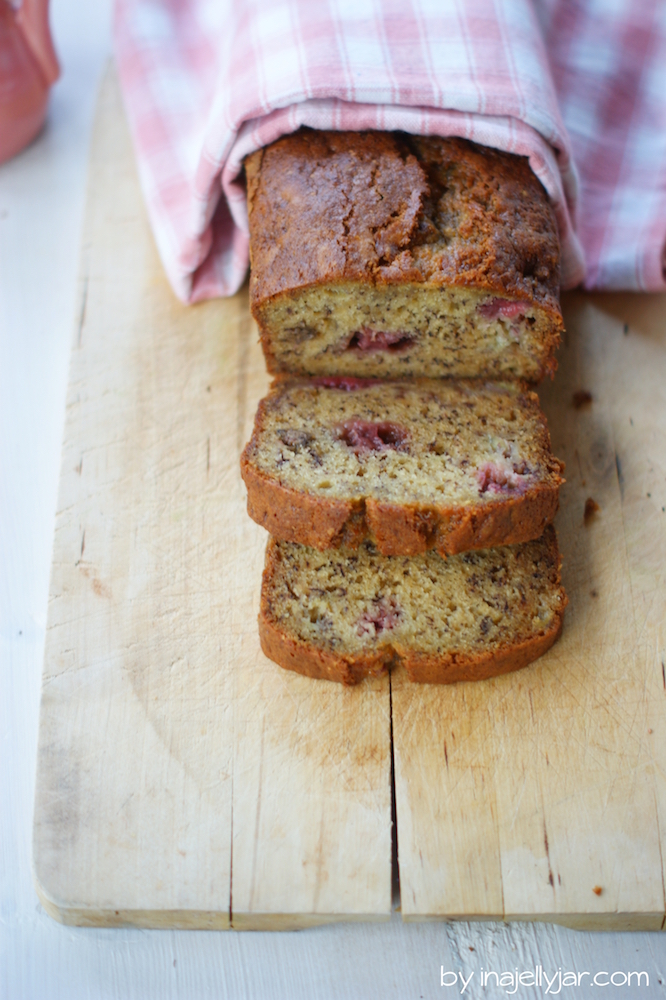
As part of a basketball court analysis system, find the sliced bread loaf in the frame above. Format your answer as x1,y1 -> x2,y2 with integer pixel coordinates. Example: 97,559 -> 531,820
246,130 -> 563,383
259,528 -> 566,686
241,377 -> 564,557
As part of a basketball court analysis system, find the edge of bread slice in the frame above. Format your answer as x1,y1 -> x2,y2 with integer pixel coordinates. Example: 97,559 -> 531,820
246,130 -> 563,383
259,527 -> 567,686
241,377 -> 564,557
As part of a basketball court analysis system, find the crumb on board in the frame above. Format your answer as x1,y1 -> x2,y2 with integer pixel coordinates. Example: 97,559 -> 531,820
573,390 -> 593,409
584,497 -> 600,524
593,885 -> 603,896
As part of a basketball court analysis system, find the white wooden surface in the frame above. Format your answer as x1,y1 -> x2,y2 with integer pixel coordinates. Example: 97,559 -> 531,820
4,3 -> 666,996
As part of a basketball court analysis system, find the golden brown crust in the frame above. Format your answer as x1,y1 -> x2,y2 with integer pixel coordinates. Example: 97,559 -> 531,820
258,531 -> 568,686
259,614 -> 392,685
246,129 -> 563,323
243,456 -> 561,556
240,377 -> 564,556
260,614 -> 564,687
258,540 -> 392,684
398,617 -> 564,684
242,457 -> 358,546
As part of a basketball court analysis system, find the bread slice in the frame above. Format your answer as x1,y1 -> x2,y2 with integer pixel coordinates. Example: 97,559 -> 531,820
241,377 -> 564,557
246,130 -> 563,383
259,528 -> 567,686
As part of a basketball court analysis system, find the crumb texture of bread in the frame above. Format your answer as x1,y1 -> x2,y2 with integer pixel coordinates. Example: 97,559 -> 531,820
247,130 -> 563,382
242,378 -> 564,555
259,527 -> 567,685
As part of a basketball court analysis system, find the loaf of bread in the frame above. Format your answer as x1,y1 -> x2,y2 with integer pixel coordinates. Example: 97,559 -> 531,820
246,130 -> 563,383
259,527 -> 566,685
241,376 -> 564,556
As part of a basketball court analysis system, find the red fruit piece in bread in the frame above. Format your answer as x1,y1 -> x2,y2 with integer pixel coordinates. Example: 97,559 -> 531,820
337,419 -> 409,454
477,298 -> 528,320
348,328 -> 415,353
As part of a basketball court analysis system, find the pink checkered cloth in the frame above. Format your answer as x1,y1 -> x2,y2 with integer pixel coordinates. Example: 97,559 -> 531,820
113,0 -> 664,303
537,0 -> 666,291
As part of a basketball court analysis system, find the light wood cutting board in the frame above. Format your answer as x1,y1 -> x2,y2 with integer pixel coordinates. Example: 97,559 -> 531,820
33,66 -> 666,931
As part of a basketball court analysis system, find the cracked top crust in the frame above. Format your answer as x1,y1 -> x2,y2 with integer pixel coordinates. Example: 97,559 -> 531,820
246,129 -> 562,319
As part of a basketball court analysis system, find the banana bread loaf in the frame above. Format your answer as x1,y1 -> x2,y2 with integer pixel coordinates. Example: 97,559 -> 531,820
259,527 -> 567,685
241,376 -> 564,556
246,130 -> 563,383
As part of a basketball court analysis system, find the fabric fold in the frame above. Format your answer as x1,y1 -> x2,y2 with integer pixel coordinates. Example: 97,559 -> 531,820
115,0 -> 589,303
536,0 -> 666,291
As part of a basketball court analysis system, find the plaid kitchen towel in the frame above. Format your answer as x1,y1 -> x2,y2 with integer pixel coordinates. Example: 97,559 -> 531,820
536,0 -> 666,291
113,0 -> 664,302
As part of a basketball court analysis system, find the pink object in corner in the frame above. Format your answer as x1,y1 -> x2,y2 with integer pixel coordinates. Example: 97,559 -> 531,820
0,0 -> 59,165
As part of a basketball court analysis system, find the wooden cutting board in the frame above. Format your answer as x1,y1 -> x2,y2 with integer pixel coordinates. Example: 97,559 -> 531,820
33,66 -> 666,931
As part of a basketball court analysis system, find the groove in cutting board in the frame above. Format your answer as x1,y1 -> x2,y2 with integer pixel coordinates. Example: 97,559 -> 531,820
393,294 -> 666,930
32,64 -> 666,931
32,65 -> 392,930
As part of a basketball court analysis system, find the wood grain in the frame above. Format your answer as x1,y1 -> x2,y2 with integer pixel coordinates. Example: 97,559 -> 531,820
32,66 -> 392,930
33,64 -> 666,931
393,292 -> 666,930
